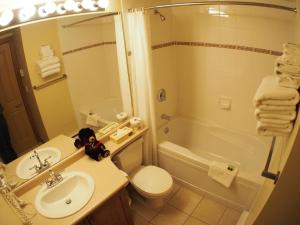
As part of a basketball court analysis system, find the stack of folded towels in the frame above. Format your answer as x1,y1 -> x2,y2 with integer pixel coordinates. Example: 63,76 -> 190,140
253,76 -> 299,136
37,45 -> 61,78
275,43 -> 300,89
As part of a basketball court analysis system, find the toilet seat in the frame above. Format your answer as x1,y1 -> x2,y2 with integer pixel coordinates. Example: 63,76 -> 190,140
131,165 -> 173,198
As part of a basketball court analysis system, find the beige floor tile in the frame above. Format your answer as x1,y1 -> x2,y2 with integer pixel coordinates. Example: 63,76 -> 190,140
168,187 -> 203,214
192,197 -> 226,225
132,210 -> 150,225
218,208 -> 241,225
184,217 -> 208,225
132,200 -> 161,221
151,205 -> 188,225
165,181 -> 181,202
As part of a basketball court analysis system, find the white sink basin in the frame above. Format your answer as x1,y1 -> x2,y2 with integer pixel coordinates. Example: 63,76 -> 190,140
16,147 -> 61,179
35,171 -> 94,218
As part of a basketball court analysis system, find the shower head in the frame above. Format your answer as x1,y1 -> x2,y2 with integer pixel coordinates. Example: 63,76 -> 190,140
154,9 -> 166,22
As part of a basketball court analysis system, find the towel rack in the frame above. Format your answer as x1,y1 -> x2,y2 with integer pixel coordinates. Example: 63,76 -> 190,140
261,136 -> 280,184
33,74 -> 67,90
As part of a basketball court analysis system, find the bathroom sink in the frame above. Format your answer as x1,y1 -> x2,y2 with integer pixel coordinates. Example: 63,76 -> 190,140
35,171 -> 94,218
16,147 -> 61,179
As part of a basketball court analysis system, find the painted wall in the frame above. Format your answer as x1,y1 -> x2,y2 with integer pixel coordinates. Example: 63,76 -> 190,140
20,20 -> 78,138
57,16 -> 123,126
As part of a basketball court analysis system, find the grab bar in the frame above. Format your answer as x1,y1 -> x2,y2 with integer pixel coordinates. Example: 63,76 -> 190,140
261,136 -> 280,184
33,74 -> 67,90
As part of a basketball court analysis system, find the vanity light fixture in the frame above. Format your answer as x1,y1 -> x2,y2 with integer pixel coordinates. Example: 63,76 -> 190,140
98,0 -> 109,8
56,3 -> 67,14
81,0 -> 97,11
0,9 -> 14,26
44,0 -> 57,14
38,6 -> 49,17
64,0 -> 77,11
19,4 -> 37,22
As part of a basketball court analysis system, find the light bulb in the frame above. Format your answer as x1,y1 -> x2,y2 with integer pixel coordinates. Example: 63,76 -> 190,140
81,0 -> 98,11
56,3 -> 67,14
64,0 -> 77,11
97,0 -> 109,8
44,0 -> 57,14
19,4 -> 36,22
73,2 -> 83,12
0,9 -> 14,26
38,6 -> 48,18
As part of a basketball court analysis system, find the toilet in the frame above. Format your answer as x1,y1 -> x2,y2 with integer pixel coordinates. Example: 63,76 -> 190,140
113,138 -> 173,208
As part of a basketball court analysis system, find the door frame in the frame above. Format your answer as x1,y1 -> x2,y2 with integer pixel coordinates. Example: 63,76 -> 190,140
0,29 -> 48,145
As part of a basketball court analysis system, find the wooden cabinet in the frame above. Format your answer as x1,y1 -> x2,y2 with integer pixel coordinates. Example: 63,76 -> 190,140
76,189 -> 134,225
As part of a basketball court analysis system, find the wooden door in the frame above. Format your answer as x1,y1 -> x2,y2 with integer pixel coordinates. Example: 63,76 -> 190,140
0,42 -> 37,155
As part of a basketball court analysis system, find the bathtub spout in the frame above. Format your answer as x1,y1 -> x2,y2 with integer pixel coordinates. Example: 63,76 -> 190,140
161,114 -> 171,121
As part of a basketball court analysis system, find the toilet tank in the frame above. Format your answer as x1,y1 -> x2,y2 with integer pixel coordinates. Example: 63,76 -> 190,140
114,138 -> 143,174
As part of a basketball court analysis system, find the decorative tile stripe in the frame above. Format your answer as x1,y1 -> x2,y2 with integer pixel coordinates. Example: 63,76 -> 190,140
152,41 -> 282,56
62,41 -> 116,55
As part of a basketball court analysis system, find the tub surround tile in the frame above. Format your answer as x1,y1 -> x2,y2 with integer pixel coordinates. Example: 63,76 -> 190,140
151,41 -> 282,56
184,217 -> 209,225
151,205 -> 189,225
217,208 -> 241,225
168,187 -> 203,214
192,197 -> 226,225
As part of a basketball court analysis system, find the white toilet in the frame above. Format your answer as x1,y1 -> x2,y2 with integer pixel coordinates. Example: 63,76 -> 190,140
114,138 -> 173,208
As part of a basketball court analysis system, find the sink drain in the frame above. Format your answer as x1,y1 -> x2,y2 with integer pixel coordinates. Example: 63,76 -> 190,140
65,198 -> 72,204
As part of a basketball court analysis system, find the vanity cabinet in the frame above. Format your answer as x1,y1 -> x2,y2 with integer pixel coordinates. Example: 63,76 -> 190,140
77,189 -> 134,225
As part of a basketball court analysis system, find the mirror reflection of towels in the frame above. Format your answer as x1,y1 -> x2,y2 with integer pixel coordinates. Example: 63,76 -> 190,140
86,114 -> 101,127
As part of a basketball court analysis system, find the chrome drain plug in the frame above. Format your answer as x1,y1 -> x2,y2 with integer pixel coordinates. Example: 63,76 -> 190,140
65,198 -> 72,204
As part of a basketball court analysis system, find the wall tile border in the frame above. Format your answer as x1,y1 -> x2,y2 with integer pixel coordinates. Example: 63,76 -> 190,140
152,41 -> 282,56
62,41 -> 116,55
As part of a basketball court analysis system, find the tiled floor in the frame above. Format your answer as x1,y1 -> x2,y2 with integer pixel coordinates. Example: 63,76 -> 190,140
131,183 -> 241,225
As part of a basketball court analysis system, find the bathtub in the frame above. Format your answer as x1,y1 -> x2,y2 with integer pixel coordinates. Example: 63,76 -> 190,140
157,117 -> 269,210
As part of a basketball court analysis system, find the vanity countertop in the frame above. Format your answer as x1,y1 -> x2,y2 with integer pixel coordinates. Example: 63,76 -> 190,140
5,126 -> 147,225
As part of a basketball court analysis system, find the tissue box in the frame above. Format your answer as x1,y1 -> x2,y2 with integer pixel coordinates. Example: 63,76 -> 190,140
110,127 -> 133,144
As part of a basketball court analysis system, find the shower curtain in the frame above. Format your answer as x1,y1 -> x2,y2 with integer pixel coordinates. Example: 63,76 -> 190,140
127,11 -> 157,164
114,15 -> 133,116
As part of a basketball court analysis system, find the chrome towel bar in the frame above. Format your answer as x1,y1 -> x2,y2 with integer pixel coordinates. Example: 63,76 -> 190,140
33,74 -> 67,90
261,136 -> 280,184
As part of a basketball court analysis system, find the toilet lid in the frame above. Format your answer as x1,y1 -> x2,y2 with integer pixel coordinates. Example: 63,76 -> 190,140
131,166 -> 173,197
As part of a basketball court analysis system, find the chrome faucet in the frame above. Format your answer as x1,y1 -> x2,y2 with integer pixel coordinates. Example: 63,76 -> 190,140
161,114 -> 171,121
29,150 -> 51,173
45,170 -> 63,189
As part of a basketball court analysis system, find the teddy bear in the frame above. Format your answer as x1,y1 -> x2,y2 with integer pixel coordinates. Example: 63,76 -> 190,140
74,128 -> 110,161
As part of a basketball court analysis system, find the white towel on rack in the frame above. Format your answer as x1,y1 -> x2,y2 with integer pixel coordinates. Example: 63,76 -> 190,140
256,121 -> 293,136
259,118 -> 293,125
40,45 -> 54,58
208,161 -> 238,188
276,75 -> 300,89
37,56 -> 60,69
275,64 -> 300,76
257,104 -> 296,111
253,76 -> 299,106
40,63 -> 61,73
40,67 -> 60,78
255,108 -> 296,121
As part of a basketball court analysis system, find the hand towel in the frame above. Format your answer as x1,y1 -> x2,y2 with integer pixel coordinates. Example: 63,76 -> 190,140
208,161 -> 238,188
275,69 -> 300,80
40,45 -> 54,58
257,104 -> 296,111
40,67 -> 60,78
40,63 -> 61,73
37,56 -> 60,69
259,118 -> 292,126
257,120 -> 292,129
253,76 -> 299,106
278,54 -> 300,67
256,121 -> 293,136
275,64 -> 300,76
277,75 -> 300,89
255,108 -> 296,121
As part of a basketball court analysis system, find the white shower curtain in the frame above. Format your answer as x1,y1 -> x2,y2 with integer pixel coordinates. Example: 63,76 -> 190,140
127,11 -> 157,164
114,15 -> 132,116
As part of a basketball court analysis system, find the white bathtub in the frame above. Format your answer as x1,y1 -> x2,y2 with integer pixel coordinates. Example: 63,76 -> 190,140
157,117 -> 269,210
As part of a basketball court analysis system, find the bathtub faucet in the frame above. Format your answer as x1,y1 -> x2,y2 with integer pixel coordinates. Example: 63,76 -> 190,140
161,114 -> 171,121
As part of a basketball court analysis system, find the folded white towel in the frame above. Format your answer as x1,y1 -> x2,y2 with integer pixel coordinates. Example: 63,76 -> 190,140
255,108 -> 296,121
257,104 -> 296,111
275,64 -> 300,76
278,54 -> 300,67
37,56 -> 60,69
257,121 -> 293,136
258,121 -> 292,129
275,69 -> 300,80
253,76 -> 299,106
40,45 -> 54,58
40,63 -> 61,73
40,67 -> 60,78
259,118 -> 291,125
208,161 -> 238,188
277,75 -> 300,89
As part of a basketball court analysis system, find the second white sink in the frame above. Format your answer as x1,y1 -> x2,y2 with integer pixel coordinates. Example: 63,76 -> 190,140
35,171 -> 94,218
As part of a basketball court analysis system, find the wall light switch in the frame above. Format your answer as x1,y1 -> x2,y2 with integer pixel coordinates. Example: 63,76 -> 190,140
219,96 -> 232,110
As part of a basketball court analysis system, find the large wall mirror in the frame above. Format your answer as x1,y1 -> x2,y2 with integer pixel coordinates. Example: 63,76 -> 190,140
0,10 -> 132,188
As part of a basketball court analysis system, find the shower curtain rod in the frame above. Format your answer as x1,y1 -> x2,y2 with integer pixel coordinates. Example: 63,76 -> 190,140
134,1 -> 296,13
62,12 -> 119,28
